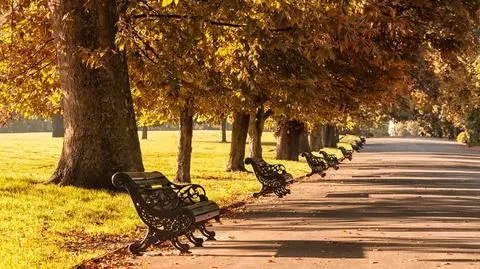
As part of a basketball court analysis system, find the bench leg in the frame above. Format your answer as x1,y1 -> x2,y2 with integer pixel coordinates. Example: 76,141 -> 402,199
273,186 -> 290,198
330,162 -> 339,170
186,232 -> 204,247
129,228 -> 158,254
171,236 -> 191,253
312,168 -> 326,178
198,224 -> 216,240
253,185 -> 268,198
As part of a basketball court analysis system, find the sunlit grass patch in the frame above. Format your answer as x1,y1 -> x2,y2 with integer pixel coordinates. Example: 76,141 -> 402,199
0,130 -> 316,268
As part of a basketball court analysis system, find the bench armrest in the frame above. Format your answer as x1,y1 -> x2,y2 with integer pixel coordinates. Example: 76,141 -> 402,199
173,183 -> 208,204
271,164 -> 287,173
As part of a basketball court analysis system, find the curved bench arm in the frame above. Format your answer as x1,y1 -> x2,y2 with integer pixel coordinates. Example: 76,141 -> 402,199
271,164 -> 287,173
173,183 -> 208,204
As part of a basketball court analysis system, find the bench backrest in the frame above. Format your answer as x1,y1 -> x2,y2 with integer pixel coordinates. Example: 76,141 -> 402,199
319,150 -> 329,160
245,157 -> 281,179
301,152 -> 325,167
112,171 -> 181,211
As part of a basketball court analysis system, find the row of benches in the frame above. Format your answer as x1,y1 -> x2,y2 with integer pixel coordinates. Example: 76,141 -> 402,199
111,136 -> 365,254
245,137 -> 364,199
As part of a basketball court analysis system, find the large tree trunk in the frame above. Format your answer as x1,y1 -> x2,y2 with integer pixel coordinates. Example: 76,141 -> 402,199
48,0 -> 144,189
52,114 -> 64,137
324,125 -> 339,147
275,119 -> 306,161
141,126 -> 148,140
221,118 -> 227,143
175,102 -> 193,183
227,112 -> 249,171
248,106 -> 266,158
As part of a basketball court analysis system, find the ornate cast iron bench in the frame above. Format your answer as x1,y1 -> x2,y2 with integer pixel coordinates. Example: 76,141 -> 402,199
300,152 -> 327,177
245,157 -> 294,198
355,140 -> 363,150
319,150 -> 340,170
345,140 -> 362,151
112,171 -> 220,254
337,146 -> 353,161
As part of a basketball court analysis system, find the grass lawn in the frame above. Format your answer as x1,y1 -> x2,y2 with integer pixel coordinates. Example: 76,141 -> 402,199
0,130 -> 322,268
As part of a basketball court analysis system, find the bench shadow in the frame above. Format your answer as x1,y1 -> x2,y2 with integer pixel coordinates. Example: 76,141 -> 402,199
196,240 -> 365,258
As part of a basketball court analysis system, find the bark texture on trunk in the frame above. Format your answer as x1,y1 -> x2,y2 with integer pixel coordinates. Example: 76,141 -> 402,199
324,125 -> 339,147
275,119 -> 306,161
141,126 -> 148,140
175,102 -> 193,183
227,112 -> 249,171
248,106 -> 266,158
52,114 -> 64,137
221,118 -> 227,143
48,0 -> 144,189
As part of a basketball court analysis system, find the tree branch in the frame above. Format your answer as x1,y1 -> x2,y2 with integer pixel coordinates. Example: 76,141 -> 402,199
130,13 -> 293,32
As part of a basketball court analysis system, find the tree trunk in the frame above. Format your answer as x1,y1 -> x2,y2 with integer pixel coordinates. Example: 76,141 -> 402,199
48,0 -> 144,189
52,114 -> 64,137
221,118 -> 227,143
141,126 -> 148,140
175,102 -> 193,183
275,119 -> 306,161
466,109 -> 480,145
227,112 -> 249,171
309,124 -> 326,151
299,128 -> 311,153
324,125 -> 339,147
248,106 -> 266,158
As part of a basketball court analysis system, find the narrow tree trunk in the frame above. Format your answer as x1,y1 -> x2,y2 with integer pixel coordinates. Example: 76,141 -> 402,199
275,119 -> 306,161
324,125 -> 339,147
227,112 -> 249,171
48,0 -> 144,189
248,106 -> 266,158
221,118 -> 227,143
52,114 -> 64,137
309,124 -> 326,151
175,102 -> 193,183
466,109 -> 480,144
141,126 -> 148,140
299,129 -> 311,153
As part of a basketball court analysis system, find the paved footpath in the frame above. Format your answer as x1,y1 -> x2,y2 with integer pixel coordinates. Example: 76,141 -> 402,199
139,138 -> 480,269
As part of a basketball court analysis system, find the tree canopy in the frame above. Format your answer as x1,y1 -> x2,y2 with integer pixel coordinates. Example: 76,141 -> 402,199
0,0 -> 479,186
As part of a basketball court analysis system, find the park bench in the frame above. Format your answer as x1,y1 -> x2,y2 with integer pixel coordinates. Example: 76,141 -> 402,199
337,146 -> 353,161
339,140 -> 361,152
319,149 -> 340,169
111,171 -> 220,254
300,152 -> 327,177
340,134 -> 364,152
245,157 -> 294,198
336,143 -> 353,161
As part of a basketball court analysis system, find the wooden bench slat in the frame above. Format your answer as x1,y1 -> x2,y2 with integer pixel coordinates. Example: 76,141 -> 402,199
189,203 -> 220,216
194,210 -> 221,222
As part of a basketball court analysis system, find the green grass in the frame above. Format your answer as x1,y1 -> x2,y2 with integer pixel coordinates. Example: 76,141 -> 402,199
0,130 -> 316,268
